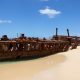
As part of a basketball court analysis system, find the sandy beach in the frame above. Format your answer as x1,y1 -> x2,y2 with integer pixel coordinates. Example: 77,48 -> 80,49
0,46 -> 80,80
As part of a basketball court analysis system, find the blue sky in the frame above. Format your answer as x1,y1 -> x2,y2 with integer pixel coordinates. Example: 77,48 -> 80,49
0,0 -> 80,38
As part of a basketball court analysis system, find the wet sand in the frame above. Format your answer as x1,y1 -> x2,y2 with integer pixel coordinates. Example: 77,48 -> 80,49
0,46 -> 80,80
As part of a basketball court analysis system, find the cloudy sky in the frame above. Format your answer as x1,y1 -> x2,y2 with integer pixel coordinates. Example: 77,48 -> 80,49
0,0 -> 80,38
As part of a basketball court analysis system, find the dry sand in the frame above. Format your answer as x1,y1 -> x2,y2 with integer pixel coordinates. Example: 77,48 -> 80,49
0,46 -> 80,80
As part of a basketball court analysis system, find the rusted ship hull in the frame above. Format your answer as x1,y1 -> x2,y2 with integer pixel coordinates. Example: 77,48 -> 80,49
0,41 -> 70,61
0,29 -> 79,61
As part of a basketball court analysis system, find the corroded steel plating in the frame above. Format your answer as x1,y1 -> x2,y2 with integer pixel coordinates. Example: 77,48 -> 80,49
0,29 -> 79,61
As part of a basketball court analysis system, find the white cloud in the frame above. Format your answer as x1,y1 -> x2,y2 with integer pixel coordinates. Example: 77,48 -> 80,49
39,6 -> 61,18
0,20 -> 12,24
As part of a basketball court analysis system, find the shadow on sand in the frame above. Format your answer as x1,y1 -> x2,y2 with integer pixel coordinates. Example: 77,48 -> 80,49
0,52 -> 67,66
